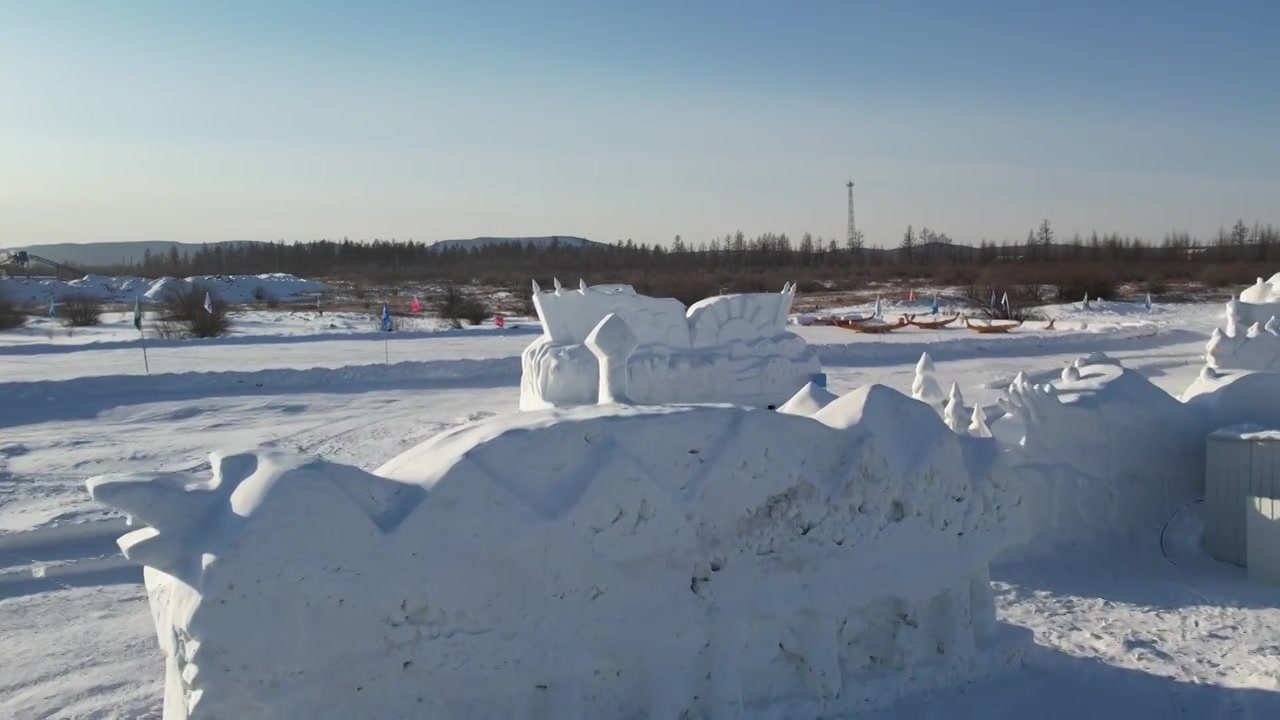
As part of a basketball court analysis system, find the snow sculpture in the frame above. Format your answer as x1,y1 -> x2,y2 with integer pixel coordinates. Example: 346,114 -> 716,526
1233,275 -> 1280,326
521,281 -> 820,409
87,391 -> 1024,720
943,384 -> 969,434
1000,354 -> 1210,547
583,312 -> 639,404
967,405 -> 992,438
1205,306 -> 1280,372
910,352 -> 945,409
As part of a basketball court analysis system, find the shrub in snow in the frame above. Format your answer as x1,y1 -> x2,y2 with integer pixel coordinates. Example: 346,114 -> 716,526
520,281 -> 819,409
430,282 -> 491,329
57,293 -> 102,327
0,287 -> 25,330
911,352 -> 945,409
155,282 -> 231,339
999,355 -> 1210,550
87,388 -> 1023,720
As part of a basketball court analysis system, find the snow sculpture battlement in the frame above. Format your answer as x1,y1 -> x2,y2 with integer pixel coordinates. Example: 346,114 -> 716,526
522,280 -> 820,409
998,352 -> 1209,549
87,387 -> 1023,720
1233,275 -> 1280,327
1205,295 -> 1280,371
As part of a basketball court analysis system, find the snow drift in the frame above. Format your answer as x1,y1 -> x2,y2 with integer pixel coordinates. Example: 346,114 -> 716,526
0,273 -> 326,305
998,353 -> 1210,549
86,389 -> 1022,719
520,281 -> 821,409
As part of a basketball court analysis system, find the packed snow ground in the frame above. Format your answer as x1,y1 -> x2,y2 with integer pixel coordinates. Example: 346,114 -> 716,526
2,297 -> 1279,718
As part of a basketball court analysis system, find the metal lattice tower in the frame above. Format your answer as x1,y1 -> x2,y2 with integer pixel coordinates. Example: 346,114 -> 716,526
845,178 -> 857,247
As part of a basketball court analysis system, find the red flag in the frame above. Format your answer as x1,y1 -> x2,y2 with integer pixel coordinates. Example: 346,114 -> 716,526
410,296 -> 421,313
494,315 -> 505,328
908,289 -> 916,302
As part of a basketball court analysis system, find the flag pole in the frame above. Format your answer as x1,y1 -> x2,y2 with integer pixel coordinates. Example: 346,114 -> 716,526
140,327 -> 150,375
133,296 -> 149,375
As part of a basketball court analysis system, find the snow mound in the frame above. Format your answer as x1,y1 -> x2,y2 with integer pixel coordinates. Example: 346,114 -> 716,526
521,282 -> 820,409
1000,354 -> 1210,549
776,381 -> 838,416
0,272 -> 325,305
87,397 -> 1021,719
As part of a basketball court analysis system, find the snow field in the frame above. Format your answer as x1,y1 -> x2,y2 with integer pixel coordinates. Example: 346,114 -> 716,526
3,292 -> 1280,718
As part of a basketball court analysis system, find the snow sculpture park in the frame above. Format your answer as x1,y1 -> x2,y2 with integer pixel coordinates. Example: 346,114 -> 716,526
520,280 -> 820,409
14,273 -> 1277,718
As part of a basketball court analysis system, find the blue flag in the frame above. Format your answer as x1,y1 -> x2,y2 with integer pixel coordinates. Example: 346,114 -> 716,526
1001,292 -> 1010,313
873,296 -> 882,318
48,299 -> 56,319
930,293 -> 939,316
1144,293 -> 1152,312
381,302 -> 393,332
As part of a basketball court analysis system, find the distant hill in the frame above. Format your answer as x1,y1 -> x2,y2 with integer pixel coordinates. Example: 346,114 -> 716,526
7,241 -> 267,268
430,236 -> 604,251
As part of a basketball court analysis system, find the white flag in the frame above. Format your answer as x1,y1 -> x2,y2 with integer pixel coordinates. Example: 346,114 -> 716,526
203,292 -> 213,314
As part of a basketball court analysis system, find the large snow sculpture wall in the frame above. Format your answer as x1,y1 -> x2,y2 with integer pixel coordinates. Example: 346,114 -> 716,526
998,353 -> 1210,549
87,389 -> 1023,720
520,281 -> 820,409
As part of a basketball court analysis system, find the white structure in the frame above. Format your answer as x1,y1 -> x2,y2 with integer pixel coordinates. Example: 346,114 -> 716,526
1203,426 -> 1280,581
87,385 -> 1024,720
520,281 -> 820,410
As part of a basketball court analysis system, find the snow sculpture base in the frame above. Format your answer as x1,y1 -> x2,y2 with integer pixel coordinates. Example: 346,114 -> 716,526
521,282 -> 820,409
88,391 -> 1025,720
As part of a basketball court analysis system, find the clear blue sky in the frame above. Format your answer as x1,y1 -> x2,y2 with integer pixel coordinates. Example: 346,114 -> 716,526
4,0 -> 1277,247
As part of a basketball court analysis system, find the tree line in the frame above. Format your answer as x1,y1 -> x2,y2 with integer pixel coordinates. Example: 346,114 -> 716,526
96,219 -> 1280,304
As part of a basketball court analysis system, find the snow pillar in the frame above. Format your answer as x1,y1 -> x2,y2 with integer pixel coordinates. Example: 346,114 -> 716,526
584,313 -> 639,404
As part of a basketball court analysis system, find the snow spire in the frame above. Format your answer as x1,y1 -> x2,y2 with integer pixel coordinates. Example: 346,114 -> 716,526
1200,365 -> 1219,382
1267,316 -> 1280,336
579,278 -> 587,293
553,277 -> 563,295
947,382 -> 964,406
1062,365 -> 1080,383
1082,292 -> 1090,310
968,404 -> 992,438
912,352 -> 945,408
531,278 -> 541,294
1248,321 -> 1262,339
1226,295 -> 1241,337
943,387 -> 968,434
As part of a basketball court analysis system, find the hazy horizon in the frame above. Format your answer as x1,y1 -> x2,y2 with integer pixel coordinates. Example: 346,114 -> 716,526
5,0 -> 1278,248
